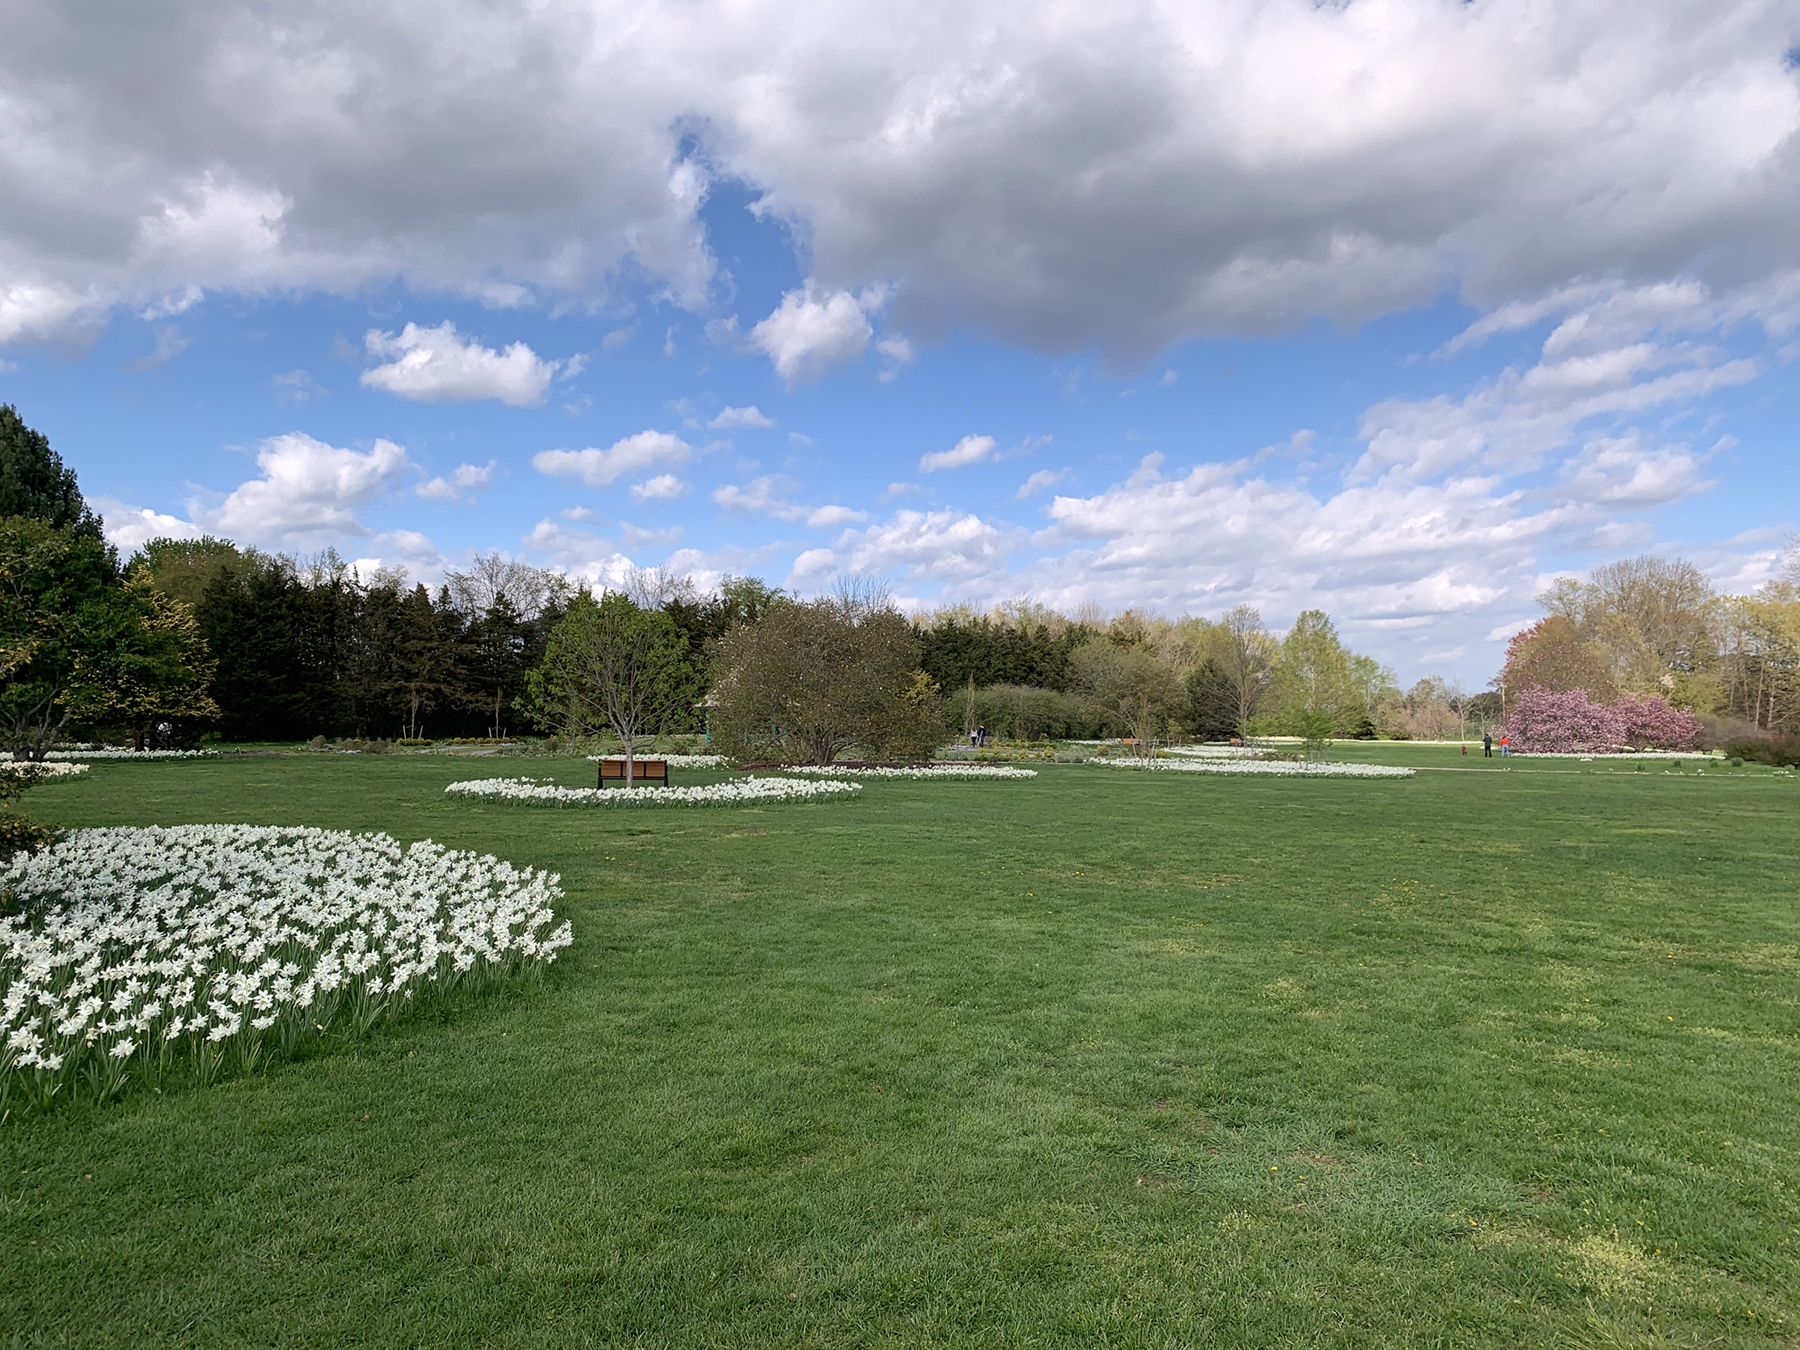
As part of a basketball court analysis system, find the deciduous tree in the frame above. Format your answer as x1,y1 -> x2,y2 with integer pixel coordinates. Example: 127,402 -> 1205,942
528,591 -> 691,781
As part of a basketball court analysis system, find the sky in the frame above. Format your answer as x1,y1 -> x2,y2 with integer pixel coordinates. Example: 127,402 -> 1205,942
2,0 -> 1798,688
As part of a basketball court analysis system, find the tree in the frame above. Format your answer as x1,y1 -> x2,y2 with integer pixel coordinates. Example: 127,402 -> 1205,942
1259,610 -> 1364,736
0,405 -> 101,540
710,596 -> 941,765
1499,615 -> 1615,710
1539,556 -> 1716,695
133,536 -> 246,608
444,552 -> 561,623
1206,605 -> 1276,730
1069,639 -> 1182,748
1502,687 -> 1624,753
1183,659 -> 1242,740
527,591 -> 690,781
87,572 -> 221,749
1392,676 -> 1468,740
386,584 -> 467,739
1613,693 -> 1703,750
0,519 -> 121,759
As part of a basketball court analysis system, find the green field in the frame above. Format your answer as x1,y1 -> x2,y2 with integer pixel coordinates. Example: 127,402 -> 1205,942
4,749 -> 1798,1347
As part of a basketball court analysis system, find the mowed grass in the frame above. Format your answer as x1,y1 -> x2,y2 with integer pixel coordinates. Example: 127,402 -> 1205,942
4,750 -> 1799,1348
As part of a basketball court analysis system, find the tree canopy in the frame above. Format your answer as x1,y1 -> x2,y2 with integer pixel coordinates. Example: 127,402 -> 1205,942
0,405 -> 102,540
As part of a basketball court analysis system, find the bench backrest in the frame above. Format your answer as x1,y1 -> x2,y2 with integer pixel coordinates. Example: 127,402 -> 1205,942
599,758 -> 667,782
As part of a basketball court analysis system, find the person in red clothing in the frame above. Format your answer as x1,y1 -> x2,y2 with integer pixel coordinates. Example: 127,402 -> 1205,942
1499,735 -> 1511,758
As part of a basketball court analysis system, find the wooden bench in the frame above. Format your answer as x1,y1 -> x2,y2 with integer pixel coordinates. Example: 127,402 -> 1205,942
597,758 -> 668,787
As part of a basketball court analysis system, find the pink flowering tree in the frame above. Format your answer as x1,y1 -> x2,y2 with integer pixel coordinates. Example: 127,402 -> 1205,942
1503,687 -> 1624,752
1613,693 -> 1703,750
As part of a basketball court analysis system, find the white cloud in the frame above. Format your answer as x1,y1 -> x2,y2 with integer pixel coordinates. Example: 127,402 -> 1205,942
708,405 -> 776,430
199,433 -> 410,549
94,497 -> 206,553
920,434 -> 998,474
791,509 -> 1015,589
533,430 -> 695,489
522,516 -> 636,584
2,4 -> 1799,365
708,476 -> 863,527
750,286 -> 876,384
712,476 -> 803,520
805,504 -> 868,528
1558,435 -> 1716,509
1356,281 -> 1761,483
361,322 -> 562,406
417,459 -> 497,502
876,334 -> 915,382
631,473 -> 689,502
1015,468 -> 1068,499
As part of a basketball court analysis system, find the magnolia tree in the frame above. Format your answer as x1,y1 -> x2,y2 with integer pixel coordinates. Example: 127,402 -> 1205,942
1613,693 -> 1704,749
1503,687 -> 1701,752
1503,687 -> 1623,752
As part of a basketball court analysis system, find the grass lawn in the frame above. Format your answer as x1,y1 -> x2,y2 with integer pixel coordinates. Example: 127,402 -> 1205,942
4,748 -> 1798,1347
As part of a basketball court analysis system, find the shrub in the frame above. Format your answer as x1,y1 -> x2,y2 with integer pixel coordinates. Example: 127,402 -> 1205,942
1503,687 -> 1623,752
1612,694 -> 1703,750
1724,735 -> 1800,767
0,810 -> 56,863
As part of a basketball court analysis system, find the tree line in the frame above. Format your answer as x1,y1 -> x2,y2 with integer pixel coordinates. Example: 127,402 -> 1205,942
1497,552 -> 1800,757
45,400 -> 1792,764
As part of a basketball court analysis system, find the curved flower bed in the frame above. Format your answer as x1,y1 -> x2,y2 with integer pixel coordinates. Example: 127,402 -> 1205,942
784,764 -> 1038,779
44,748 -> 216,761
587,753 -> 730,768
1088,758 -> 1414,779
446,775 -> 861,806
1,825 -> 571,1110
1512,750 -> 1706,759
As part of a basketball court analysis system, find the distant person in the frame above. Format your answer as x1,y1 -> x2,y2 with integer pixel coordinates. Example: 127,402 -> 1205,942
1461,743 -> 1468,755
1483,732 -> 1492,758
1499,735 -> 1510,758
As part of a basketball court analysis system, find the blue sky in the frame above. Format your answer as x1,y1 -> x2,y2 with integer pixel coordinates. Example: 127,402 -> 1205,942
2,1 -> 1798,687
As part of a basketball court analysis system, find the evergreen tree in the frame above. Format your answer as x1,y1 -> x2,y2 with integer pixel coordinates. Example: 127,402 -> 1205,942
0,405 -> 102,540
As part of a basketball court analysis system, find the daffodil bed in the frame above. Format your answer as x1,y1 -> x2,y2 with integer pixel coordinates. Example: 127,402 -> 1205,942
1087,756 -> 1415,779
783,764 -> 1039,779
445,774 -> 861,806
0,824 -> 570,1111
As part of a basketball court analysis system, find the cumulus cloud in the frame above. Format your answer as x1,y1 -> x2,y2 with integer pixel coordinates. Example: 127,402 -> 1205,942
361,322 -> 562,406
416,459 -> 497,502
0,3 -> 1797,366
94,497 -> 206,553
521,516 -> 642,585
708,405 -> 776,430
712,476 -> 803,520
631,473 -> 689,501
97,432 -> 418,554
532,430 -> 694,489
805,504 -> 868,528
920,435 -> 998,473
791,510 -> 1017,589
749,286 -> 877,384
710,476 -> 864,527
201,433 -> 410,549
